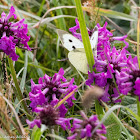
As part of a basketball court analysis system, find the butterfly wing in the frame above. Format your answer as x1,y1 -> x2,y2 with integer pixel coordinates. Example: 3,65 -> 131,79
90,26 -> 98,56
68,48 -> 89,74
57,29 -> 84,51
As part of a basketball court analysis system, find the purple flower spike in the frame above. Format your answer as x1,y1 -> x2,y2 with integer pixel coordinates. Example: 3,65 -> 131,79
67,111 -> 106,140
27,68 -> 77,129
29,68 -> 77,116
116,56 -> 140,100
0,6 -> 30,61
86,46 -> 127,103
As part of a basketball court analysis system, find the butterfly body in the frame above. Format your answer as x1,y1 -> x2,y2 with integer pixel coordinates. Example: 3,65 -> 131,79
57,27 -> 98,74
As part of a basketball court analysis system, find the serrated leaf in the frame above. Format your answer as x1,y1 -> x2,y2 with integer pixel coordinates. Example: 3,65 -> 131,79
127,104 -> 137,114
122,96 -> 136,106
104,113 -> 122,140
92,105 -> 133,139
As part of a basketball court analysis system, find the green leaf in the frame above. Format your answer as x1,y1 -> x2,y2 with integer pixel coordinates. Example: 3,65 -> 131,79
20,51 -> 28,93
104,113 -> 122,140
92,105 -> 133,140
17,59 -> 57,73
98,8 -> 136,21
37,0 -> 46,17
31,126 -> 43,140
53,0 -> 66,30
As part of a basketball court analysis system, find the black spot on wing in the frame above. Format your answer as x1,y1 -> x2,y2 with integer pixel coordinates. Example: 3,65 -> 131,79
69,39 -> 72,42
72,46 -> 76,49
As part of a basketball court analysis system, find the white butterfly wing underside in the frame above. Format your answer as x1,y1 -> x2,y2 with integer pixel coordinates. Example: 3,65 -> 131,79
68,48 -> 88,74
57,29 -> 84,51
90,26 -> 98,50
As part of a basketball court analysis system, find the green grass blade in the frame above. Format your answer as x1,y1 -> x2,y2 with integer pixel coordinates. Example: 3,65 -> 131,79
31,127 -> 43,140
98,8 -> 136,21
74,0 -> 95,72
37,0 -> 46,17
20,51 -> 28,93
53,0 -> 66,30
137,10 -> 140,131
83,7 -> 136,21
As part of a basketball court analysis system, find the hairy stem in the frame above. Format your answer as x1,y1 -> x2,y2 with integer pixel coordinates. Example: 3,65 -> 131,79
8,57 -> 31,120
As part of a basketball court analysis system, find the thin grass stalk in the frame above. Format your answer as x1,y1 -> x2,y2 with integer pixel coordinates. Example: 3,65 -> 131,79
0,117 -> 15,138
0,92 -> 29,138
0,108 -> 22,135
17,59 -> 57,73
55,82 -> 84,108
137,10 -> 140,131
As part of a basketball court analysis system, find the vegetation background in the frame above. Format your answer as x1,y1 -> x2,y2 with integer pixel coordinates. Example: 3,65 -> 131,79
0,0 -> 140,140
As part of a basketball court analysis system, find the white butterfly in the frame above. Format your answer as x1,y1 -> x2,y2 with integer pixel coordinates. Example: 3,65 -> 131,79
57,26 -> 98,74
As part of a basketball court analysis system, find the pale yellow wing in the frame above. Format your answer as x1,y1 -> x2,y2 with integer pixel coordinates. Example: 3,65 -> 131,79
68,48 -> 89,74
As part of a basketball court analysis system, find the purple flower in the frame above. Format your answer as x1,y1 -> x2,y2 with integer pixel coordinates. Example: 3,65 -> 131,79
26,119 -> 41,129
69,18 -> 92,41
66,111 -> 106,140
56,117 -> 72,130
26,104 -> 73,130
110,35 -> 128,48
116,56 -> 140,100
0,6 -> 30,61
96,22 -> 113,52
29,68 -> 77,117
86,46 -> 127,103
27,105 -> 64,129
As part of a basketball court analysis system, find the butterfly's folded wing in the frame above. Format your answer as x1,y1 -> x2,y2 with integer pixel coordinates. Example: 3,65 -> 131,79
57,29 -> 84,51
68,48 -> 89,74
90,26 -> 98,48
90,26 -> 98,57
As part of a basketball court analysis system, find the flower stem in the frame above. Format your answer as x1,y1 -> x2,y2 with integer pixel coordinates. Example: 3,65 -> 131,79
8,57 -> 31,119
137,10 -> 140,131
74,0 -> 103,118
